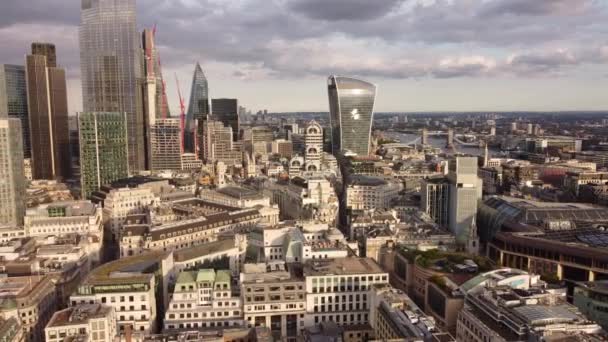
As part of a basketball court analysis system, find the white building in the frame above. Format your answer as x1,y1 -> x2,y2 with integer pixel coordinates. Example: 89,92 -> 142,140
102,187 -> 156,237
164,269 -> 243,331
346,175 -> 402,211
198,186 -> 271,208
45,304 -> 117,342
303,257 -> 389,328
24,201 -> 103,239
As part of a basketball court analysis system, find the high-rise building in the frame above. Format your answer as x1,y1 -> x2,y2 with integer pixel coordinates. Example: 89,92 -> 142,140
202,120 -> 242,166
446,128 -> 454,147
186,63 -> 209,154
0,118 -> 26,226
447,157 -> 482,248
25,45 -> 70,180
327,76 -> 376,156
0,64 -> 30,158
421,127 -> 428,145
420,177 -> 450,228
78,112 -> 129,199
149,118 -> 182,171
80,0 -> 145,172
31,42 -> 57,67
211,98 -> 239,141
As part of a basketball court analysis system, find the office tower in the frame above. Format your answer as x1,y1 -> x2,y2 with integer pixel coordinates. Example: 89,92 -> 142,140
0,65 -> 30,158
211,98 -> 239,141
421,127 -> 428,145
80,0 -> 145,172
327,75 -> 376,156
305,120 -> 323,171
448,157 -> 482,247
31,43 -> 56,67
25,45 -> 70,180
149,118 -> 182,171
0,118 -> 25,226
420,177 -> 450,228
202,120 -> 241,165
186,63 -> 209,154
78,112 -> 129,199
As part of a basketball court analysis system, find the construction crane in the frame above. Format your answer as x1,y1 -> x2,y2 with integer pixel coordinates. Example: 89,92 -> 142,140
175,73 -> 186,154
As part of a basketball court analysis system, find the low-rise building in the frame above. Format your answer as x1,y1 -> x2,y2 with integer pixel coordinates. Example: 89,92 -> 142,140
44,304 -> 117,342
164,269 -> 243,331
346,175 -> 402,212
172,236 -> 247,276
199,187 -> 271,208
240,263 -> 306,339
23,201 -> 102,239
574,280 -> 608,331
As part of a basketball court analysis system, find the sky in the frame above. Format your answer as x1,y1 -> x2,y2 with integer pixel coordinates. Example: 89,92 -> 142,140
0,0 -> 607,113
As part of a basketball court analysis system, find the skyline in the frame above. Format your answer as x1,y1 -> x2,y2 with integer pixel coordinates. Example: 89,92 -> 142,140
0,0 -> 607,113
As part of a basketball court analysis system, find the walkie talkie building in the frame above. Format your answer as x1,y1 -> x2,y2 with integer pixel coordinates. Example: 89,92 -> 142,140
327,76 -> 376,156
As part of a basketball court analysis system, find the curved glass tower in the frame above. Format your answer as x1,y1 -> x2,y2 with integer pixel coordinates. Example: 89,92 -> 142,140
185,62 -> 209,153
327,75 -> 376,156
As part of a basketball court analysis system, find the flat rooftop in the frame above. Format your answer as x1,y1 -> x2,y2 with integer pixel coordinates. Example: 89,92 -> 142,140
173,238 -> 236,262
83,251 -> 169,287
303,257 -> 385,276
47,304 -> 112,327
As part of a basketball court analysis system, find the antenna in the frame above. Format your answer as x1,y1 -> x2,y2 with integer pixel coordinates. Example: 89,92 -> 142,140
175,73 -> 186,154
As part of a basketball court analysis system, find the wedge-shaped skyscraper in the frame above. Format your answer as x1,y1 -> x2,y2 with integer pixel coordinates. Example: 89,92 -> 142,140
327,75 -> 376,156
186,62 -> 209,156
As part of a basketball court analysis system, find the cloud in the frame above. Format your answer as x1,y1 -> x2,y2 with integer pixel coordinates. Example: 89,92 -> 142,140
287,0 -> 406,21
479,0 -> 591,17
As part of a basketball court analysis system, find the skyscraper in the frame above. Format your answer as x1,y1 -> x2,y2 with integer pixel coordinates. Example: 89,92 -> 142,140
186,63 -> 209,154
327,75 -> 376,156
0,65 -> 30,158
31,43 -> 57,67
211,98 -> 239,141
80,0 -> 145,172
78,112 -> 129,199
149,119 -> 182,171
448,156 -> 482,247
25,44 -> 70,180
0,118 -> 26,226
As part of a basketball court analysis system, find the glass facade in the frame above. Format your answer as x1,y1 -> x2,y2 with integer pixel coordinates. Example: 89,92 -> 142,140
80,0 -> 145,172
211,98 -> 239,141
186,63 -> 209,154
0,65 -> 30,158
327,76 -> 376,156
78,112 -> 129,199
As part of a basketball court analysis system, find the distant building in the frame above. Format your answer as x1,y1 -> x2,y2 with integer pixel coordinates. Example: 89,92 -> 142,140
25,44 -> 70,180
211,98 -> 239,141
149,118 -> 183,171
45,304 -> 117,342
346,175 -> 402,212
202,120 -> 242,166
447,157 -> 482,249
328,76 -> 376,156
420,177 -> 450,228
0,118 -> 26,226
0,64 -> 30,158
304,121 -> 323,171
186,63 -> 209,155
78,112 -> 129,199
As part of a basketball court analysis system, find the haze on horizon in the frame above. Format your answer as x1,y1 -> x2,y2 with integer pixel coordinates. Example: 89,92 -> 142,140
0,0 -> 607,113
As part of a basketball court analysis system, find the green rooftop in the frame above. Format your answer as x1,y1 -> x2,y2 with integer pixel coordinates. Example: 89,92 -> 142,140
195,269 -> 216,284
175,271 -> 197,291
215,270 -> 231,285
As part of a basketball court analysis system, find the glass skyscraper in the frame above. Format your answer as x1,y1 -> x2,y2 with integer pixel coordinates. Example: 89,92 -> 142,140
327,75 -> 376,156
186,62 -> 209,154
211,98 -> 239,141
0,118 -> 25,226
0,65 -> 30,158
80,0 -> 145,172
78,112 -> 129,199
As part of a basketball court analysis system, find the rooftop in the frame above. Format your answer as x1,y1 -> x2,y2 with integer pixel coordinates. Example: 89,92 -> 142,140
349,175 -> 388,186
173,238 -> 236,262
83,251 -> 169,287
303,257 -> 385,276
46,304 -> 112,327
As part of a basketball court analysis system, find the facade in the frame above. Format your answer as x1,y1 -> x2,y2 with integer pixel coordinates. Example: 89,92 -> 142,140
304,121 -> 323,171
164,269 -> 243,331
80,0 -> 145,172
0,276 -> 56,342
211,98 -> 239,141
0,64 -> 30,158
202,120 -> 242,165
303,257 -> 389,328
186,63 -> 209,155
447,157 -> 482,246
24,201 -> 103,239
78,112 -> 129,199
0,118 -> 26,226
574,281 -> 608,331
70,251 -> 174,336
328,75 -> 376,156
102,187 -> 156,238
44,304 -> 117,342
25,46 -> 70,180
272,139 -> 293,158
420,177 -> 450,228
240,264 -> 306,339
149,118 -> 183,171
346,175 -> 402,211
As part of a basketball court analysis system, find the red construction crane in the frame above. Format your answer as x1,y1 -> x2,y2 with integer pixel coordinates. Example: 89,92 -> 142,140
175,73 -> 186,154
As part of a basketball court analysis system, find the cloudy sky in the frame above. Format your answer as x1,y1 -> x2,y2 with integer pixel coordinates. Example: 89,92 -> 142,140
1,0 -> 607,113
